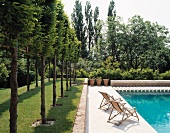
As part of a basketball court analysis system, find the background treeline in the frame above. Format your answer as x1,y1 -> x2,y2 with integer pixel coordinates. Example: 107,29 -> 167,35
1,0 -> 170,89
71,0 -> 170,79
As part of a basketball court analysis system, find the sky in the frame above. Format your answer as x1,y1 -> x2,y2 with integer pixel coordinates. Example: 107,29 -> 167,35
62,0 -> 170,30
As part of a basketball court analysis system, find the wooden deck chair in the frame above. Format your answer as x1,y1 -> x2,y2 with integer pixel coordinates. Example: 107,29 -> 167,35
107,101 -> 139,126
98,91 -> 123,111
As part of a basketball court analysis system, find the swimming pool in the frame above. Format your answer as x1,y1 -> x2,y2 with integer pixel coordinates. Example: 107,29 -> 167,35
119,92 -> 170,133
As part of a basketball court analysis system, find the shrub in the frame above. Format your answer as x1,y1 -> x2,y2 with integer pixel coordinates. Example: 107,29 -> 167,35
153,70 -> 162,80
17,69 -> 36,87
140,68 -> 155,80
0,63 -> 9,87
89,71 -> 97,78
109,69 -> 123,79
129,68 -> 141,79
160,70 -> 170,80
46,63 -> 60,78
76,68 -> 88,78
96,68 -> 105,78
121,71 -> 133,80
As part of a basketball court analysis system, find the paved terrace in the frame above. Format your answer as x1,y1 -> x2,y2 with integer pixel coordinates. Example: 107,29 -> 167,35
86,86 -> 157,133
72,79 -> 170,133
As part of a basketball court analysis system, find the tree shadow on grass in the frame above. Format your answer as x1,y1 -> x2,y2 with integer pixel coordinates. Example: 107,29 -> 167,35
33,85 -> 82,133
0,86 -> 41,117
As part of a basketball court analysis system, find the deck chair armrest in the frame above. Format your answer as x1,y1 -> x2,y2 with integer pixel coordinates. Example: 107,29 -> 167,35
125,107 -> 137,113
115,98 -> 123,101
111,96 -> 122,101
118,102 -> 126,106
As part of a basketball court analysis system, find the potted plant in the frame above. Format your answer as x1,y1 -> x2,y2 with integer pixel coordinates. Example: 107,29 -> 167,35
103,70 -> 109,86
103,78 -> 109,86
95,68 -> 103,86
96,77 -> 102,86
89,72 -> 96,86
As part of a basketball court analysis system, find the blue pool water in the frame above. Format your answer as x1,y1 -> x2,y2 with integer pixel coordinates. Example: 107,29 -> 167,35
120,93 -> 170,133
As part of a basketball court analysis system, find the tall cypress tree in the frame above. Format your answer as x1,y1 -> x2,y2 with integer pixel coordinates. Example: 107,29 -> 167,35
94,6 -> 99,47
107,0 -> 117,60
85,1 -> 94,57
93,7 -> 99,52
71,0 -> 87,58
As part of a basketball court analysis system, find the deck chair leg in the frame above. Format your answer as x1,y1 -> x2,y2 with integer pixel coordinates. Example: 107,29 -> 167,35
99,98 -> 104,109
108,108 -> 114,121
99,98 -> 111,111
106,104 -> 112,111
121,113 -> 129,125
127,109 -> 139,121
107,109 -> 120,123
134,111 -> 139,121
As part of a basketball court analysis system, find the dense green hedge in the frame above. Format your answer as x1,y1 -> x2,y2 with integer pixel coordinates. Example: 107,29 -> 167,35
17,69 -> 36,87
76,68 -> 170,80
0,63 -> 9,87
160,70 -> 170,80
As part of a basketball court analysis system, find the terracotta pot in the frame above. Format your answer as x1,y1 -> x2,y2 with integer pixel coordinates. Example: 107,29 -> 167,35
96,78 -> 102,86
89,79 -> 95,86
103,79 -> 109,86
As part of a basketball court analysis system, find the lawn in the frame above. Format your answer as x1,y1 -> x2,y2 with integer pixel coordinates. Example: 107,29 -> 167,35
0,78 -> 84,133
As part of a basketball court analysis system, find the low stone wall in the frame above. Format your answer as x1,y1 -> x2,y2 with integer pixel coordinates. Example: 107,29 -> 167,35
72,78 -> 88,133
111,80 -> 170,86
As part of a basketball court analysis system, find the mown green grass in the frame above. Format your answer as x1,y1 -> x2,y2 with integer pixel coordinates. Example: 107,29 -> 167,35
0,78 -> 84,133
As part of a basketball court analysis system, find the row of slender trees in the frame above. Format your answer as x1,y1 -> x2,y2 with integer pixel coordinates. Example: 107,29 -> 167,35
72,0 -> 170,73
0,0 -> 80,133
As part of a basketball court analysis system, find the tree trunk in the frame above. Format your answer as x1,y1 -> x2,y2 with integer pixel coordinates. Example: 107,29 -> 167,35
10,43 -> 18,133
52,55 -> 56,106
69,61 -> 72,87
41,55 -> 46,124
35,59 -> 38,87
48,60 -> 50,82
73,63 -> 76,82
26,46 -> 30,91
61,59 -> 64,97
66,60 -> 68,91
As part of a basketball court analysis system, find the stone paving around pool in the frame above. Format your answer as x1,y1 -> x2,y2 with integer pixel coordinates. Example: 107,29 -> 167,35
85,86 -> 157,133
72,79 -> 162,133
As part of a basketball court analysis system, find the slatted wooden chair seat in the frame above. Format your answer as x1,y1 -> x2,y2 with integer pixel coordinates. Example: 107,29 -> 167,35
98,91 -> 123,111
107,100 -> 139,126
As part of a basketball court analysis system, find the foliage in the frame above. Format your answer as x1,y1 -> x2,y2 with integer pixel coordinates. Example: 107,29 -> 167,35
121,71 -> 133,80
139,68 -> 155,80
0,63 -> 9,87
101,56 -> 120,71
85,1 -> 94,57
68,27 -> 81,64
45,62 -> 60,78
153,70 -> 162,80
76,68 -> 88,78
160,70 -> 170,80
17,69 -> 36,87
89,71 -> 97,78
71,0 -> 87,58
109,69 -> 122,79
107,0 -> 117,58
